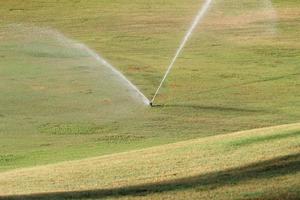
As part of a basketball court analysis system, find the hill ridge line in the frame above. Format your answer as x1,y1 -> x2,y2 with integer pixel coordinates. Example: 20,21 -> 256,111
1,122 -> 299,175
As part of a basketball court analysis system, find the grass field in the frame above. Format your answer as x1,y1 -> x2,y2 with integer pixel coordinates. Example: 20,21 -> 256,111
0,0 -> 299,199
0,123 -> 299,199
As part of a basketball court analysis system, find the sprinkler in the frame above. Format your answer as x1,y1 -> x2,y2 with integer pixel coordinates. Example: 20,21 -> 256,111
149,101 -> 153,107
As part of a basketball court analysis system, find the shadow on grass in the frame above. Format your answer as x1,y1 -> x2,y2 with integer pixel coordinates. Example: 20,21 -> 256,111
229,130 -> 300,147
159,104 -> 267,113
1,153 -> 299,200
199,72 -> 300,95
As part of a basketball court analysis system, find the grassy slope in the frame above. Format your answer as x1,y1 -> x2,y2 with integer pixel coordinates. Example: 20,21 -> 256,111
0,0 -> 300,171
0,123 -> 299,199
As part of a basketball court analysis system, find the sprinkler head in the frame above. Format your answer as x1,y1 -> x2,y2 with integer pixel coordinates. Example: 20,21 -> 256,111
149,101 -> 153,107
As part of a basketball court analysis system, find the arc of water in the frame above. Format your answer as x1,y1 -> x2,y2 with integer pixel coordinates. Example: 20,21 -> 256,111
92,51 -> 151,105
151,0 -> 213,104
73,44 -> 150,105
27,26 -> 151,106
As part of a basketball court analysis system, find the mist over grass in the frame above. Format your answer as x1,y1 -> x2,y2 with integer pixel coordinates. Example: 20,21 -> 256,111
0,0 -> 299,172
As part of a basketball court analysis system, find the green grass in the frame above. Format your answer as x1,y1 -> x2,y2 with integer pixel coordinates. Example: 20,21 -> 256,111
228,130 -> 300,147
0,0 -> 299,186
0,123 -> 299,199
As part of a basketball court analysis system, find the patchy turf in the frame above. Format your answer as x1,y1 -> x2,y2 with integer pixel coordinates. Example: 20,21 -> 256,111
0,0 -> 299,177
0,123 -> 299,199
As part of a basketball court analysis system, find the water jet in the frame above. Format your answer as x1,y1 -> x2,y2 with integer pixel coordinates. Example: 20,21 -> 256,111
151,0 -> 213,105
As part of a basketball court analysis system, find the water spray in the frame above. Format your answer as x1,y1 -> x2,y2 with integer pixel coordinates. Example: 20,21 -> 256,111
150,0 -> 213,106
75,44 -> 151,106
